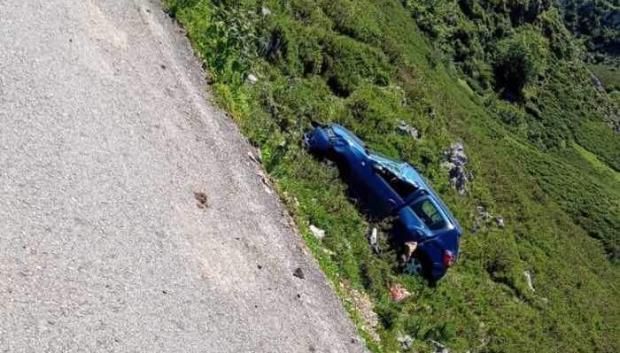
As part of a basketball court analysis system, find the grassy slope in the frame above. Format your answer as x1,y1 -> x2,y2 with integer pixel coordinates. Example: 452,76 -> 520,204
164,0 -> 619,352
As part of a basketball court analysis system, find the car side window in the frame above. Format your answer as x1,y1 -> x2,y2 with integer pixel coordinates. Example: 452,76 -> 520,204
375,165 -> 417,198
412,199 -> 446,230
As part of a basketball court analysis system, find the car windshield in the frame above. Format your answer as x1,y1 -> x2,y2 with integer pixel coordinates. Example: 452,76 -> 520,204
412,199 -> 446,230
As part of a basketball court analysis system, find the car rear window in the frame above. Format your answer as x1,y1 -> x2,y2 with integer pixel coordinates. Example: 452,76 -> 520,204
412,199 -> 446,230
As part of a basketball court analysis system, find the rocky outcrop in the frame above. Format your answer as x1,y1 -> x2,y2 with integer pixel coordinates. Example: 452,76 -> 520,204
442,142 -> 472,195
396,120 -> 421,140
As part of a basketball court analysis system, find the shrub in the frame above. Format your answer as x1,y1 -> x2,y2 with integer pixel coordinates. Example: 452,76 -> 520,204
493,28 -> 549,100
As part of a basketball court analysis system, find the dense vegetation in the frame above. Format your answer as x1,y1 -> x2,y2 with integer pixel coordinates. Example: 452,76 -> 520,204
556,0 -> 620,62
164,0 -> 619,352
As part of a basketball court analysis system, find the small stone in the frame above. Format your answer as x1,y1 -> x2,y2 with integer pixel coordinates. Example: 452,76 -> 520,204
431,340 -> 450,353
524,270 -> 535,291
194,192 -> 209,209
495,216 -> 505,228
247,73 -> 258,84
309,224 -> 326,240
261,7 -> 272,16
367,227 -> 379,253
293,267 -> 305,279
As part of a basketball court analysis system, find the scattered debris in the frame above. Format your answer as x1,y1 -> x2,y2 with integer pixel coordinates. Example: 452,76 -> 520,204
193,192 -> 209,209
293,267 -> 305,279
442,142 -> 472,195
389,283 -> 411,302
396,120 -> 421,140
366,227 -> 379,253
397,333 -> 414,350
472,205 -> 505,233
247,73 -> 258,84
309,224 -> 326,240
524,270 -> 535,291
340,282 -> 380,342
431,340 -> 450,353
261,6 -> 272,16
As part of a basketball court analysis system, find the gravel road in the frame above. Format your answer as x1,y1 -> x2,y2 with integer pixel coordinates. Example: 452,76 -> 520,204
0,1 -> 366,352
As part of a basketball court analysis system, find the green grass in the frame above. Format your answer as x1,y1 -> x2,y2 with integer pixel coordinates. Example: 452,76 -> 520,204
573,143 -> 620,183
163,1 -> 619,352
589,64 -> 620,92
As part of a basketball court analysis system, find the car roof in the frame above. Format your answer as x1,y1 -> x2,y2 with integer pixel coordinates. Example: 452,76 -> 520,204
327,125 -> 462,234
372,154 -> 461,232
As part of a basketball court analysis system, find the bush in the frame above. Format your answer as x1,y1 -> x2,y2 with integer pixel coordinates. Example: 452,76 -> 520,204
493,28 -> 549,100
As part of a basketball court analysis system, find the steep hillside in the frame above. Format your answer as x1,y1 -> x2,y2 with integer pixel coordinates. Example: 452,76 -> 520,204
164,0 -> 619,352
556,0 -> 620,61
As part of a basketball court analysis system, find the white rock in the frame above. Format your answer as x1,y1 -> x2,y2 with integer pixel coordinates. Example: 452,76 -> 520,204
309,224 -> 325,240
261,7 -> 272,16
247,74 -> 258,84
367,227 -> 379,253
524,270 -> 535,291
496,216 -> 505,228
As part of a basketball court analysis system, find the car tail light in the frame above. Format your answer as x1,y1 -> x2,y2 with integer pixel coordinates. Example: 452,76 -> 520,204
443,250 -> 455,267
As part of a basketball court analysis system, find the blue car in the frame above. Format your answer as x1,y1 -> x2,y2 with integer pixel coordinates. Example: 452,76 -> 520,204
304,124 -> 462,282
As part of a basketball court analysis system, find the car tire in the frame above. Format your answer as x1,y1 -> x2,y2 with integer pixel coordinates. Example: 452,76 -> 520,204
404,250 -> 432,278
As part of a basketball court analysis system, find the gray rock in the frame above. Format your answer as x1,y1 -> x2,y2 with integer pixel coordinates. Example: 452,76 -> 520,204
293,267 -> 305,279
442,142 -> 472,195
397,120 -> 420,140
472,205 -> 505,233
430,340 -> 449,353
